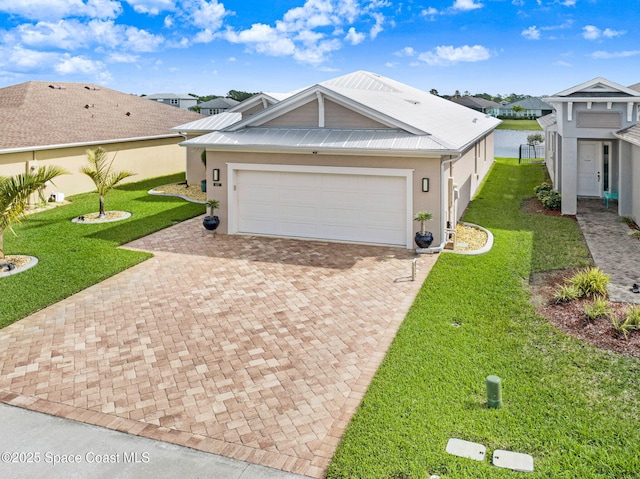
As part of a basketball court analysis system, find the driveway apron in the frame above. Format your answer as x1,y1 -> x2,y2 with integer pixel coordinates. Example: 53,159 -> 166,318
0,216 -> 436,478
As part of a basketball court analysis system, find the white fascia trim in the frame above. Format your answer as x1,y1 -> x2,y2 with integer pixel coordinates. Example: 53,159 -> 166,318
227,162 -> 415,249
614,131 -> 640,148
0,134 -> 180,155
191,144 -> 453,158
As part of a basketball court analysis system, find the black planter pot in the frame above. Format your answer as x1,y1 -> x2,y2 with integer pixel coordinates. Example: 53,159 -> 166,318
415,231 -> 434,248
203,215 -> 220,231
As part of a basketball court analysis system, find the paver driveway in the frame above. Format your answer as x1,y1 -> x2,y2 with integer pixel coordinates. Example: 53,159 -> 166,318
0,216 -> 436,478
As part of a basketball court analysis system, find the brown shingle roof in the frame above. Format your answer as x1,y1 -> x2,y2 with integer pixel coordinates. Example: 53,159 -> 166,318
0,81 -> 204,151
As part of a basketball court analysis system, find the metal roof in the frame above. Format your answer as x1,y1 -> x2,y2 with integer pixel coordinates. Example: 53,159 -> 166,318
182,127 -> 452,154
173,112 -> 242,132
223,71 -> 501,151
615,124 -> 640,147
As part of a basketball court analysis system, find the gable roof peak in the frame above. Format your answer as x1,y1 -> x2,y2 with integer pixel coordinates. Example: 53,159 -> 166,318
552,77 -> 640,98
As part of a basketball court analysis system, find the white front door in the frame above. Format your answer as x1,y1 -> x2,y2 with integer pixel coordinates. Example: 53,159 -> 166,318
577,141 -> 602,197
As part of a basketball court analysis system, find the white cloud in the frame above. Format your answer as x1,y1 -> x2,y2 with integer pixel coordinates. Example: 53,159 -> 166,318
344,27 -> 364,45
164,16 -> 174,28
384,61 -> 397,67
0,45 -> 59,71
591,50 -> 640,60
56,54 -> 105,74
603,28 -> 625,38
369,12 -> 384,39
553,60 -> 571,67
394,46 -> 416,57
188,0 -> 228,31
11,19 -> 164,52
584,25 -> 626,40
222,0 -> 390,65
582,25 -> 600,40
451,0 -> 483,11
0,0 -> 122,21
421,7 -> 439,17
108,52 -> 139,63
123,0 -> 174,15
561,0 -> 576,5
418,44 -> 491,66
522,26 -> 540,40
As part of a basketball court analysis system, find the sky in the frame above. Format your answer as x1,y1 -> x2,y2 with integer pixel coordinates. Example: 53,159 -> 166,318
0,0 -> 638,98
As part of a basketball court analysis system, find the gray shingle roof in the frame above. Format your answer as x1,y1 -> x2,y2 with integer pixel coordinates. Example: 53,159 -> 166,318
0,81 -> 204,151
198,98 -> 240,109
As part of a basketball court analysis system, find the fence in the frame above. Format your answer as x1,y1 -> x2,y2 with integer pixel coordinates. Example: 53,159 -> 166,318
518,144 -> 545,164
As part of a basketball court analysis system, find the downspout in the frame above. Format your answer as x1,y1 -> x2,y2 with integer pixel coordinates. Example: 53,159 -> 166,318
419,153 -> 462,253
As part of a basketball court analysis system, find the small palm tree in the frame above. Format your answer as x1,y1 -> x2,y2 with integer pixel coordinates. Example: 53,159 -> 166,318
206,199 -> 220,217
0,165 -> 68,259
80,147 -> 135,218
414,211 -> 433,235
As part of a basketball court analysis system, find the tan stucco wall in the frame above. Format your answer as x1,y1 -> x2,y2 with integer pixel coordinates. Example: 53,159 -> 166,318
0,137 -> 186,197
202,150 -> 443,243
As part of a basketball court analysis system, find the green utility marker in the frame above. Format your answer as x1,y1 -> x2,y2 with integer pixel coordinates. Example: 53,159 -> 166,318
486,375 -> 503,408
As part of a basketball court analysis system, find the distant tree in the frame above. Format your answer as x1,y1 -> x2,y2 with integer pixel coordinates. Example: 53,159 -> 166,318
511,105 -> 525,117
453,90 -> 461,98
189,105 -> 202,113
80,147 -> 135,218
227,90 -> 257,102
527,133 -> 544,158
463,90 -> 471,97
429,89 -> 440,96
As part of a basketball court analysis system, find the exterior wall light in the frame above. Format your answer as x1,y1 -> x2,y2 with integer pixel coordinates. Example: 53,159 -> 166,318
212,168 -> 220,182
422,178 -> 429,192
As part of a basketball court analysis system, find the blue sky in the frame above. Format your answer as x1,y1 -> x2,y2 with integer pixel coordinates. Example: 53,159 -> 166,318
0,0 -> 638,97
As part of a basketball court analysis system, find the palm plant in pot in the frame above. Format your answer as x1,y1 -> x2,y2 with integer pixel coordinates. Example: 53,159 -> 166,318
203,199 -> 220,231
414,211 -> 434,248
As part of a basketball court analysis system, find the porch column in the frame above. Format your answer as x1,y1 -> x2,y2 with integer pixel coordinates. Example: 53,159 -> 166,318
560,138 -> 577,215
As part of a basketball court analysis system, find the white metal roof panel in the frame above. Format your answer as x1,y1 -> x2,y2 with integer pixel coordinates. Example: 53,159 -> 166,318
182,127 -> 450,153
172,112 -> 242,132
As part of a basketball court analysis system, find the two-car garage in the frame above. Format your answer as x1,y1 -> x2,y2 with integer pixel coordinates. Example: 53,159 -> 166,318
227,165 -> 414,248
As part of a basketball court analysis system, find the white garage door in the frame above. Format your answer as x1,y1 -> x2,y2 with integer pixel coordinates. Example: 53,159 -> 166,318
236,169 -> 408,246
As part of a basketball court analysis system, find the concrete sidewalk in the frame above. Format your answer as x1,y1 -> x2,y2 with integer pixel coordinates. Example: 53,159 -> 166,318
0,403 -> 312,479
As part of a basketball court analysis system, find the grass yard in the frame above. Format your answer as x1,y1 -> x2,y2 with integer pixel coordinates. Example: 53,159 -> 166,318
496,119 -> 542,130
327,159 -> 640,478
0,173 -> 204,329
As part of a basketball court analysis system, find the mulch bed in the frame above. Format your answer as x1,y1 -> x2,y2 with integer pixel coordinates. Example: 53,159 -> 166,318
523,197 -> 640,359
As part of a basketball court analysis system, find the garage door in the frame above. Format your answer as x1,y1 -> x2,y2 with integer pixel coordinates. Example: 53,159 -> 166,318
236,169 -> 408,246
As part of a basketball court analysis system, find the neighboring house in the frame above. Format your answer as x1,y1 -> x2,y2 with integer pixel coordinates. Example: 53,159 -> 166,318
0,81 -> 204,196
175,71 -> 501,249
449,96 -> 501,113
488,97 -> 553,118
199,97 -> 240,115
144,93 -> 198,110
539,77 -> 640,218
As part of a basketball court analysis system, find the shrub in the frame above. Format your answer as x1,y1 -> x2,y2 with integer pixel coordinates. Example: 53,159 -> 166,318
534,182 -> 552,198
584,297 -> 612,321
628,230 -> 640,240
567,267 -> 610,298
554,284 -> 581,304
611,308 -> 640,339
540,190 -> 562,210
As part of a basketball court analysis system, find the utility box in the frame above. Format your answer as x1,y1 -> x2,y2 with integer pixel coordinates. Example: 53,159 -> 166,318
50,192 -> 65,202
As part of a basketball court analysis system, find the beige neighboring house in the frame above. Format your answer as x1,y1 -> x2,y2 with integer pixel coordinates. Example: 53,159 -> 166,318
175,71 -> 501,250
0,81 -> 204,197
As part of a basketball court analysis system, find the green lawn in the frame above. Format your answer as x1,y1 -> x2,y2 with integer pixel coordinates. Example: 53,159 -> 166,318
327,159 -> 640,478
0,173 -> 205,328
496,119 -> 542,130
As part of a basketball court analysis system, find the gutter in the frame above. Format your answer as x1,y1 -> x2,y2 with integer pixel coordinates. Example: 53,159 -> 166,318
0,134 -> 183,155
417,153 -> 463,253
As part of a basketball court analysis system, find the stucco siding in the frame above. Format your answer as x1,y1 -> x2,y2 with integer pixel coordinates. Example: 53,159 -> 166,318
0,137 -> 186,197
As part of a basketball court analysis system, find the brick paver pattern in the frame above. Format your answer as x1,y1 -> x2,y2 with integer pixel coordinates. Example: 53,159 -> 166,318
0,216 -> 435,478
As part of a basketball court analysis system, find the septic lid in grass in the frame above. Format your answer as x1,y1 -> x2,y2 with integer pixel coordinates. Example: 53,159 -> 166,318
445,438 -> 486,461
492,449 -> 534,472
